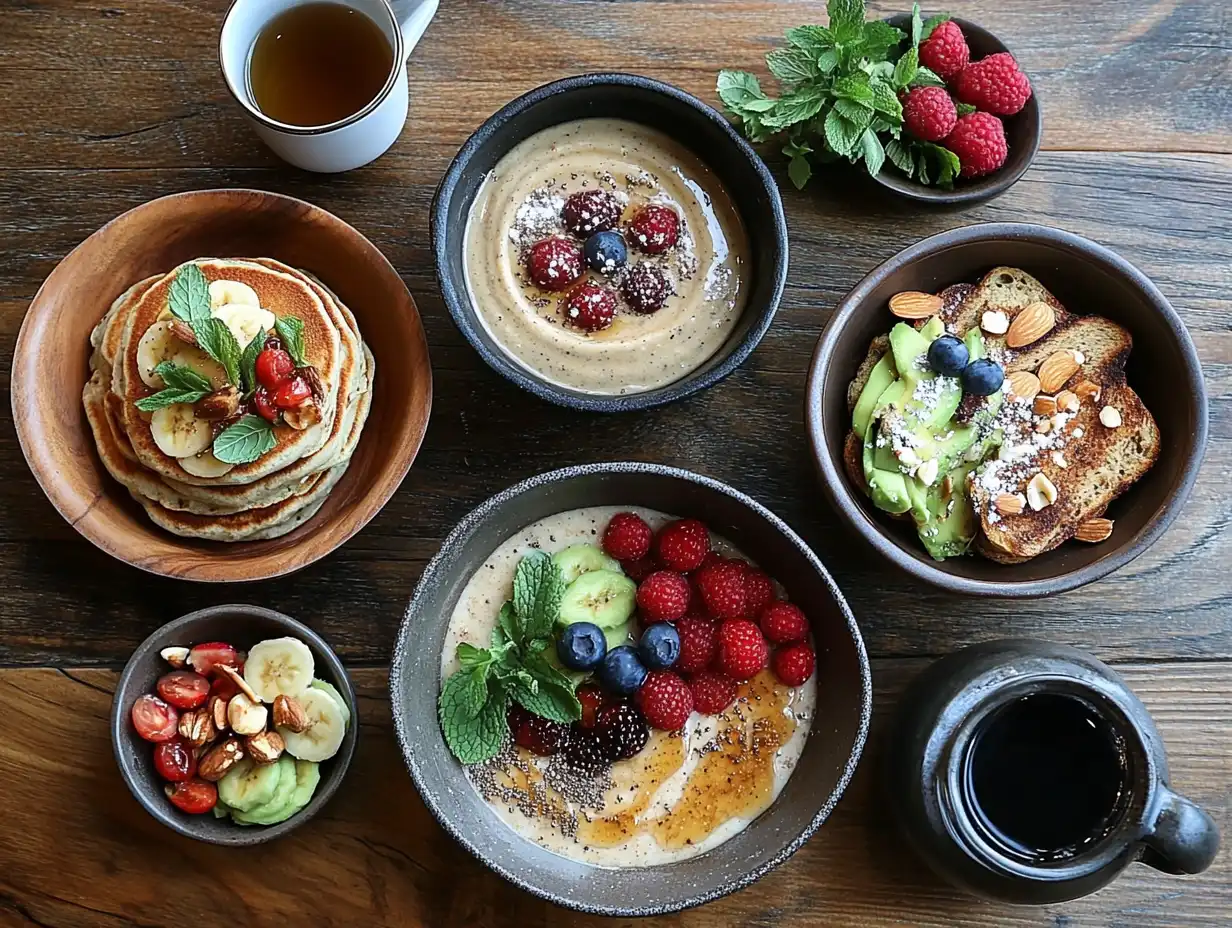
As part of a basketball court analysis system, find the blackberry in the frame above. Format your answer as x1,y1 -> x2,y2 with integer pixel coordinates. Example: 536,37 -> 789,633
562,731 -> 610,776
595,704 -> 649,761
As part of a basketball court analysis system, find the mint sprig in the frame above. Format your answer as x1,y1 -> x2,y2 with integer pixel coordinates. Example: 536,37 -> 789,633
212,415 -> 276,465
275,316 -> 307,367
134,362 -> 213,412
238,325 -> 267,396
165,264 -> 243,386
438,551 -> 581,765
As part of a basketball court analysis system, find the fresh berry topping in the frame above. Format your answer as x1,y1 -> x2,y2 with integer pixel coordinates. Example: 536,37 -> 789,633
562,732 -> 609,776
131,694 -> 179,743
562,281 -> 618,332
526,237 -> 584,292
599,644 -> 649,696
156,670 -> 211,710
583,230 -> 628,275
153,737 -> 198,782
603,512 -> 653,561
562,189 -> 623,236
509,705 -> 569,756
716,620 -> 770,680
273,375 -> 312,409
209,672 -> 239,703
620,555 -> 659,583
655,519 -> 710,572
688,670 -> 738,715
556,621 -> 608,671
962,357 -> 1005,396
954,52 -> 1032,116
928,334 -> 970,375
636,570 -> 692,623
902,86 -> 958,143
165,778 -> 217,815
253,387 -> 279,423
759,602 -> 810,645
675,616 -> 719,674
694,560 -> 748,621
255,348 -> 294,390
918,20 -> 970,82
621,263 -> 674,314
638,623 -> 681,670
944,112 -> 1009,178
742,569 -> 776,618
628,204 -> 680,254
577,684 -> 606,729
635,670 -> 694,731
772,642 -> 816,687
595,703 -> 649,760
187,642 -> 241,676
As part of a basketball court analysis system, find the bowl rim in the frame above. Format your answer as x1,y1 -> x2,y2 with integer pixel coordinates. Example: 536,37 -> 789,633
805,221 -> 1209,598
389,461 -> 872,915
10,187 -> 432,582
430,71 -> 789,413
109,603 -> 359,845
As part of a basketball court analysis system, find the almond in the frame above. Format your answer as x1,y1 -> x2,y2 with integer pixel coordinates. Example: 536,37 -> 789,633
1005,301 -> 1056,348
272,694 -> 309,733
1099,405 -> 1122,428
1073,380 -> 1102,404
1006,370 -> 1041,401
1026,473 -> 1059,511
1033,395 -> 1057,416
1038,350 -> 1082,393
1056,390 -> 1080,413
245,730 -> 285,765
210,695 -> 230,731
218,665 -> 261,705
159,646 -> 189,669
981,310 -> 1009,335
994,492 -> 1025,516
889,291 -> 943,320
198,737 -> 245,782
178,707 -> 216,748
1075,518 -> 1114,542
227,692 -> 267,736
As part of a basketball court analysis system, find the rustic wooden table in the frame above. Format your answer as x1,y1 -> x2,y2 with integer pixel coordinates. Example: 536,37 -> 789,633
1,1 -> 1229,925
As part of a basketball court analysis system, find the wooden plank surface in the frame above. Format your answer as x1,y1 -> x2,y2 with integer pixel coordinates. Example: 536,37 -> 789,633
0,0 -> 1229,924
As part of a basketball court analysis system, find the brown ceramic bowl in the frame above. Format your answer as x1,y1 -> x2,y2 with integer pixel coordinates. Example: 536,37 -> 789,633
806,223 -> 1207,597
11,189 -> 432,582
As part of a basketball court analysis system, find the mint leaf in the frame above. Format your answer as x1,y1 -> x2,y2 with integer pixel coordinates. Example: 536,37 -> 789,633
860,129 -> 886,176
438,672 -> 506,764
910,2 -> 924,46
213,415 -> 276,465
916,149 -> 932,184
826,0 -> 865,43
817,48 -> 840,73
134,387 -> 210,413
911,65 -> 946,88
833,73 -> 875,106
788,155 -> 813,189
192,316 -> 242,387
168,263 -> 211,324
763,86 -> 825,128
495,601 -> 519,647
785,25 -> 834,53
512,550 -> 565,641
511,671 -> 581,725
238,326 -> 266,395
766,48 -> 819,85
956,102 -> 977,116
928,143 -> 962,187
921,13 -> 950,40
893,46 -> 919,88
275,316 -> 307,367
833,97 -> 874,132
718,70 -> 773,117
824,107 -> 862,156
862,21 -> 906,61
457,642 -> 493,673
153,362 -> 212,394
886,139 -> 915,176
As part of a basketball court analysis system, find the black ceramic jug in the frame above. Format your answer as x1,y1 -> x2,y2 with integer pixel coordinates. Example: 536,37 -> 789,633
889,639 -> 1220,904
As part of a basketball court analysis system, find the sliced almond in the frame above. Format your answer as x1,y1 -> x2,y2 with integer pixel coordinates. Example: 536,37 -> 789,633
1006,370 -> 1041,401
994,492 -> 1025,516
160,646 -> 189,669
1056,390 -> 1080,413
1026,473 -> 1059,511
1099,405 -> 1122,428
916,458 -> 940,487
1006,301 -> 1056,348
1035,418 -> 1051,434
218,664 -> 261,705
981,310 -> 1009,335
1033,395 -> 1057,416
1038,349 -> 1082,393
1075,518 -> 1114,542
1073,380 -> 1102,404
889,291 -> 943,320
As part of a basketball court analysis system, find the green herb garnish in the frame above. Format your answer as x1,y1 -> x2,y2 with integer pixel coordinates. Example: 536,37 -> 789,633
238,325 -> 267,396
212,414 -> 277,465
133,362 -> 213,412
165,263 -> 243,386
275,316 -> 307,367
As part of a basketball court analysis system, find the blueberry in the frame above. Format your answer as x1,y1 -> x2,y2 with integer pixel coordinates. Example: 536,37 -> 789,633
927,335 -> 970,376
556,622 -> 607,671
583,231 -> 628,276
599,645 -> 648,696
637,623 -> 680,670
962,358 -> 1006,396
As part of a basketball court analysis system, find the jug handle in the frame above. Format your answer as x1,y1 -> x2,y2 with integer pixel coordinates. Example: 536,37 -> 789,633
1141,786 -> 1220,875
390,0 -> 439,59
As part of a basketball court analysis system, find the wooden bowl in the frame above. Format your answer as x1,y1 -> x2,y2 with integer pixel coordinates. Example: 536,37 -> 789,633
11,189 -> 432,582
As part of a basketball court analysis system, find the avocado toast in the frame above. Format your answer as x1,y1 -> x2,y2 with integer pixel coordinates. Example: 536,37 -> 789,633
845,267 -> 1160,563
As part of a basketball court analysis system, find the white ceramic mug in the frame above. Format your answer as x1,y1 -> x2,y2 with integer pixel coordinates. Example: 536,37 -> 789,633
219,0 -> 438,173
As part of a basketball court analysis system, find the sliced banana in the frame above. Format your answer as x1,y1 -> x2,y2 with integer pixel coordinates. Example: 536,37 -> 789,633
277,686 -> 346,762
150,403 -> 212,458
208,279 -> 261,310
309,679 -> 351,726
213,303 -> 276,350
243,637 -> 315,702
178,450 -> 234,479
135,320 -> 228,389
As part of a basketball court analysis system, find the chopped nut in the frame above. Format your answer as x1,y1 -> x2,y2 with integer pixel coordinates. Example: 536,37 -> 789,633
1076,518 -> 1114,542
159,646 -> 189,669
981,310 -> 1009,335
272,694 -> 309,733
889,291 -> 943,319
1038,349 -> 1083,393
218,665 -> 260,704
283,398 -> 323,431
1055,390 -> 1080,413
198,736 -> 245,782
1006,370 -> 1041,402
210,695 -> 230,731
168,319 -> 199,347
941,474 -> 954,499
1033,395 -> 1058,416
1073,380 -> 1102,404
916,458 -> 939,486
227,692 -> 268,736
245,730 -> 285,765
1099,406 -> 1122,428
1035,418 -> 1051,434
1051,451 -> 1068,468
178,707 -> 217,747
1073,427 -> 1085,439
995,492 -> 1025,516
301,365 -> 326,403
896,447 -> 921,469
1026,473 -> 1059,511
1006,301 -> 1056,348
195,385 -> 241,421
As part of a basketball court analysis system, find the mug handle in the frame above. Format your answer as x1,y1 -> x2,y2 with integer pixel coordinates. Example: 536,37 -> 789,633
1141,786 -> 1221,875
390,0 -> 439,59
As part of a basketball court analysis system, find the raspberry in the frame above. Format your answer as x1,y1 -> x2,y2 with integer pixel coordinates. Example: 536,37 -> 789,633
743,569 -> 776,618
772,642 -> 816,687
919,20 -> 970,82
655,519 -> 710,572
688,670 -> 738,715
675,616 -> 719,674
636,570 -> 691,623
562,189 -> 623,236
621,263 -> 673,313
903,86 -> 958,143
562,281 -> 617,332
594,703 -> 649,760
944,112 -> 1009,178
635,670 -> 694,731
562,732 -> 609,776
525,237 -> 582,292
603,512 -> 652,561
954,52 -> 1032,116
759,602 -> 809,645
509,705 -> 569,756
716,620 -> 769,681
694,559 -> 747,621
621,555 -> 658,583
577,684 -> 606,729
628,204 -> 680,254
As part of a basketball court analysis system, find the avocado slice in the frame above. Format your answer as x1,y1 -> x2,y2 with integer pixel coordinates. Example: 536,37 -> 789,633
852,354 -> 896,440
920,315 -> 946,342
889,322 -> 930,376
863,419 -> 911,515
918,464 -> 980,561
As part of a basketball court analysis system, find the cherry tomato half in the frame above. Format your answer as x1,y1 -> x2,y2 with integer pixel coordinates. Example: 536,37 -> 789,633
255,348 -> 295,391
273,376 -> 312,410
153,737 -> 198,782
156,670 -> 210,710
165,778 -> 217,815
209,672 -> 239,702
131,694 -> 179,743
187,641 -> 240,677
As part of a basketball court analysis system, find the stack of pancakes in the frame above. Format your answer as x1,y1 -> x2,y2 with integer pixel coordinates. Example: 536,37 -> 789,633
83,258 -> 374,541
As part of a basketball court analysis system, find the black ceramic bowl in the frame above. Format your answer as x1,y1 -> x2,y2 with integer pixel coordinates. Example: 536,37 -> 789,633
431,73 -> 789,412
390,463 -> 871,915
871,16 -> 1041,205
111,604 -> 358,845
806,223 -> 1207,597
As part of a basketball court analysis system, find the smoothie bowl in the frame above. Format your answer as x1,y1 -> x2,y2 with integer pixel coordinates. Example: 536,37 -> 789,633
390,463 -> 870,914
432,73 -> 789,412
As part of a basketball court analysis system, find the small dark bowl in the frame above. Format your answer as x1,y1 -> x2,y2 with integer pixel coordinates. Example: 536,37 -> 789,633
871,16 -> 1041,205
390,463 -> 871,915
431,73 -> 789,412
111,604 -> 358,845
806,223 -> 1207,597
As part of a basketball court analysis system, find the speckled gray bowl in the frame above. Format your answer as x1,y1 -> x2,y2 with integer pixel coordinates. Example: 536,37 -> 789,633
111,604 -> 358,845
390,462 -> 871,915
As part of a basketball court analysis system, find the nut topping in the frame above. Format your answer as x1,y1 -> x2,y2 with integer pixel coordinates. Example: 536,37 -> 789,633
1033,395 -> 1057,417
159,646 -> 189,669
246,730 -> 286,765
980,310 -> 1009,335
889,291 -> 943,319
1005,301 -> 1056,348
283,398 -> 323,431
994,492 -> 1026,516
1076,518 -> 1114,542
1099,405 -> 1122,428
198,736 -> 245,782
1026,473 -> 1059,511
218,664 -> 261,705
195,385 -> 241,421
1055,390 -> 1080,413
301,365 -> 327,404
210,694 -> 230,731
1073,380 -> 1102,404
272,694 -> 309,733
177,707 -> 217,747
1006,370 -> 1041,402
168,319 -> 199,347
227,692 -> 268,736
1037,349 -> 1082,393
